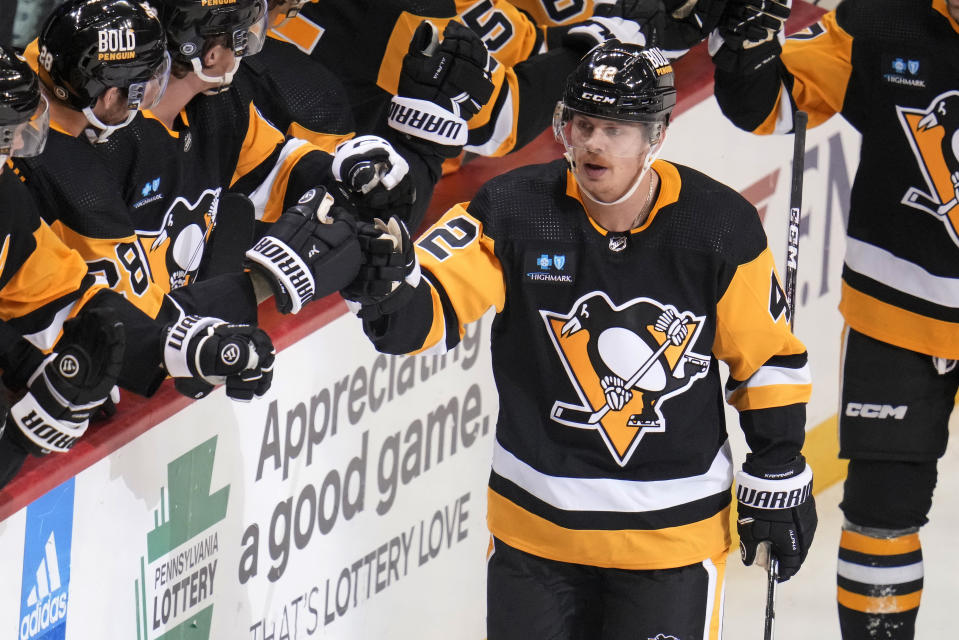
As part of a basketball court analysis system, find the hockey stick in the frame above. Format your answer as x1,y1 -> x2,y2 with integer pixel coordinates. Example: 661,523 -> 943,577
902,187 -> 957,217
760,109 -> 808,640
783,110 -> 807,334
551,318 -> 687,427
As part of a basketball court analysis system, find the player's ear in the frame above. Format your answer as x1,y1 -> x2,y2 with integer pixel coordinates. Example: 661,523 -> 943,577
93,86 -> 124,120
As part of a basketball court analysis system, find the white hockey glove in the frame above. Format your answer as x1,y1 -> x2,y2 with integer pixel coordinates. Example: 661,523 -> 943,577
389,20 -> 495,159
6,307 -> 125,455
340,216 -> 421,321
709,0 -> 791,74
736,455 -> 817,582
163,315 -> 276,402
332,135 -> 416,219
245,187 -> 362,314
654,308 -> 689,346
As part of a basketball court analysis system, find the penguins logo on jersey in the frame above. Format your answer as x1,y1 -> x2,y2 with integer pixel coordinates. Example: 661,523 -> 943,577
542,292 -> 710,467
897,90 -> 959,247
138,188 -> 220,289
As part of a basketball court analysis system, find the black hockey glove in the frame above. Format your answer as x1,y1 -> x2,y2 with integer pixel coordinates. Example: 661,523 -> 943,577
5,307 -> 125,455
389,20 -> 495,159
547,1 -> 658,53
341,216 -> 421,321
163,315 -> 276,402
245,187 -> 362,314
709,0 -> 790,74
661,0 -> 727,53
736,455 -> 817,582
332,135 -> 416,220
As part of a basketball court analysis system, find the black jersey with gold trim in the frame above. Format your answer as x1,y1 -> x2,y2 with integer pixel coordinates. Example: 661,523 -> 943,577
277,0 -> 581,157
0,167 -> 98,350
0,168 -> 168,396
239,37 -> 446,229
366,158 -> 811,569
715,0 -> 959,358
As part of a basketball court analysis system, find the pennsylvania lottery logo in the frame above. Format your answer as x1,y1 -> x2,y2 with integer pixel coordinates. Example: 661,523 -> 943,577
133,437 -> 228,640
18,478 -> 75,640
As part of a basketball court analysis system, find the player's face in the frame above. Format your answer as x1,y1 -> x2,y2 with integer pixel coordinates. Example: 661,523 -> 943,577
949,0 -> 959,22
566,113 -> 651,201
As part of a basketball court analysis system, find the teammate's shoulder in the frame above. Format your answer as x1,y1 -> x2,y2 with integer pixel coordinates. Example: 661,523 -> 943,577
834,0 -> 931,41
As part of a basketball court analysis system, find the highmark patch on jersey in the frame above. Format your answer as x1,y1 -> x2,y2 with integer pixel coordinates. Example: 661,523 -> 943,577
523,248 -> 576,285
542,292 -> 710,467
897,89 -> 959,247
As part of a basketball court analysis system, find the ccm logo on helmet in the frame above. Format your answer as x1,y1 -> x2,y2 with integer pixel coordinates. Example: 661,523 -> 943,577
581,92 -> 615,104
845,402 -> 908,419
97,29 -> 137,61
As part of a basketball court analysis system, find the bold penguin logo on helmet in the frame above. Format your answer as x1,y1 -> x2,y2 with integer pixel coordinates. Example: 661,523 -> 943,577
543,292 -> 710,467
36,0 -> 168,110
898,89 -> 959,247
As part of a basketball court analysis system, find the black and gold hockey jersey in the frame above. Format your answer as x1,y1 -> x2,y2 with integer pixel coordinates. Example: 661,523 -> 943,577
238,39 -> 444,229
367,158 -> 811,569
715,0 -> 959,359
0,168 -> 168,396
0,167 -> 99,351
275,0 -> 583,157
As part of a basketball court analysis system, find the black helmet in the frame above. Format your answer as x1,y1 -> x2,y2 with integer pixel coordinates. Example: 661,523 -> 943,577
156,0 -> 268,63
37,0 -> 169,111
562,41 -> 676,125
0,44 -> 49,159
0,45 -> 40,126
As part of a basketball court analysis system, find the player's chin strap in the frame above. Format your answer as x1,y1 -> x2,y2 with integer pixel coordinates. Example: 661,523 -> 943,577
192,57 -> 242,96
81,106 -> 137,143
567,140 -> 663,207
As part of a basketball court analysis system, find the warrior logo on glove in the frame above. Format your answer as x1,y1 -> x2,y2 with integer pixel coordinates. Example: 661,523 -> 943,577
542,292 -> 710,466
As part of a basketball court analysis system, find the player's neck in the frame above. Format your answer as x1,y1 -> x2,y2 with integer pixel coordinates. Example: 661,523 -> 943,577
584,169 -> 659,233
150,75 -> 206,129
47,98 -> 89,138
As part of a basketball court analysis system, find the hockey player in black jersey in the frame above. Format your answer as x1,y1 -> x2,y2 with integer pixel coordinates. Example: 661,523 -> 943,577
343,41 -> 816,639
0,43 -> 276,487
235,2 -> 496,231
711,1 -> 959,637
17,0 -> 374,325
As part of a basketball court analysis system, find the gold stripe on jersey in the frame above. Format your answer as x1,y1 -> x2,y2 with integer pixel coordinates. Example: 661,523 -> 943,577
763,10 -> 853,133
839,282 -> 959,358
286,123 -> 353,154
0,222 -> 99,326
269,14 -> 325,54
487,488 -> 732,570
714,246 -> 806,382
706,554 -> 727,640
414,203 -> 506,344
48,220 -> 167,319
230,103 -> 286,186
837,586 -> 922,614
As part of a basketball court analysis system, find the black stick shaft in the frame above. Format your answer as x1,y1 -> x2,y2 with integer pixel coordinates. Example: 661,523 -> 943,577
784,110 -> 808,332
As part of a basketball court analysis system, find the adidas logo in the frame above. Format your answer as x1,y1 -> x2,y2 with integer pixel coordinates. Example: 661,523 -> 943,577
20,531 -> 68,639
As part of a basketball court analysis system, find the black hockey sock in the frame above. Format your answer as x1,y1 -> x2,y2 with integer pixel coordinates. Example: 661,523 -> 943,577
837,526 -> 922,640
